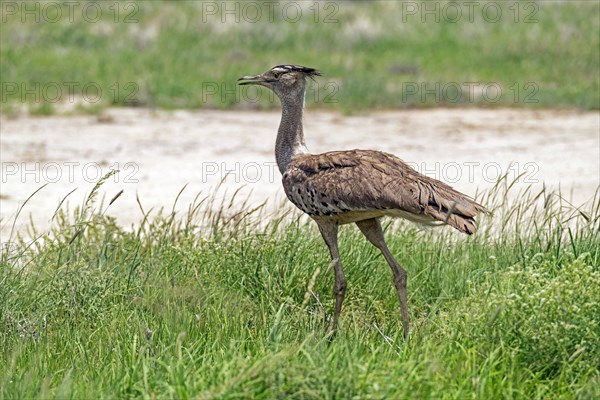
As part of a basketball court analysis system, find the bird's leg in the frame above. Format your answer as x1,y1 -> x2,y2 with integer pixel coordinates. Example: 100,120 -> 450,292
316,221 -> 346,334
356,218 -> 409,339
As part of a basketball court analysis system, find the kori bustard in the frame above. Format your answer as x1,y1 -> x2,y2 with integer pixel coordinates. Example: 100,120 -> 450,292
238,65 -> 488,338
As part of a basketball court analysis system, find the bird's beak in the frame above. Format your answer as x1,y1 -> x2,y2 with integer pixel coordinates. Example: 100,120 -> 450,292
237,74 -> 268,86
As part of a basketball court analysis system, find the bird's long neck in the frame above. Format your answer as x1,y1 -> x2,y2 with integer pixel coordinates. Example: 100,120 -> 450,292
275,87 -> 308,174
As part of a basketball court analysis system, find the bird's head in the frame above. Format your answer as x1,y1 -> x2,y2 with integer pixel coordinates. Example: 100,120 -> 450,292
238,65 -> 321,99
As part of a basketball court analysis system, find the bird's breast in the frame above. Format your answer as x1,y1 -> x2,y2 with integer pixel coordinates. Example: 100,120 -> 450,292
283,183 -> 347,217
282,170 -> 345,216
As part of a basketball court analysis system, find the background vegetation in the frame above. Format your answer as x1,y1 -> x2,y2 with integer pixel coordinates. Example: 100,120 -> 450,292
1,0 -> 599,114
1,178 -> 599,398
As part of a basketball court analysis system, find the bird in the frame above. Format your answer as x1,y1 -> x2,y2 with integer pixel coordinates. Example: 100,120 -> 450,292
238,65 -> 489,338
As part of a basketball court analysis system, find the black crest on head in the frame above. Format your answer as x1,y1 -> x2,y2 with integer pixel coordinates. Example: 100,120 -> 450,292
272,65 -> 322,77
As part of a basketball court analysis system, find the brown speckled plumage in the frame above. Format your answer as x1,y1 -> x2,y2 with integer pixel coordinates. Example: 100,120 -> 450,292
239,65 -> 489,338
284,149 -> 487,234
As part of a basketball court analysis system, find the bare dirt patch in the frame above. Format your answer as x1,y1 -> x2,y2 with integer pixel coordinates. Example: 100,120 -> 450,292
1,108 -> 598,240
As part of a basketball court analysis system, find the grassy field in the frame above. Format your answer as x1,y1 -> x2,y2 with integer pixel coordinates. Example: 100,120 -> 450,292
1,0 -> 599,114
1,176 -> 599,399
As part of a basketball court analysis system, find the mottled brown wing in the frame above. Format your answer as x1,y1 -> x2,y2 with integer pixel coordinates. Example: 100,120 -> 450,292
282,149 -> 489,234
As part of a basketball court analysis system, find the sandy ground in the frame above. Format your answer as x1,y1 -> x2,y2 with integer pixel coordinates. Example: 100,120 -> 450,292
1,108 -> 599,241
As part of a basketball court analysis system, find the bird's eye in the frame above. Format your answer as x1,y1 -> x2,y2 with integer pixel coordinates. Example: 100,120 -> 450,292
271,69 -> 288,79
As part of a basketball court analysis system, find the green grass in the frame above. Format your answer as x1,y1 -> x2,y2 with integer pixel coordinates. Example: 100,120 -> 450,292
1,0 -> 598,114
1,176 -> 599,399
